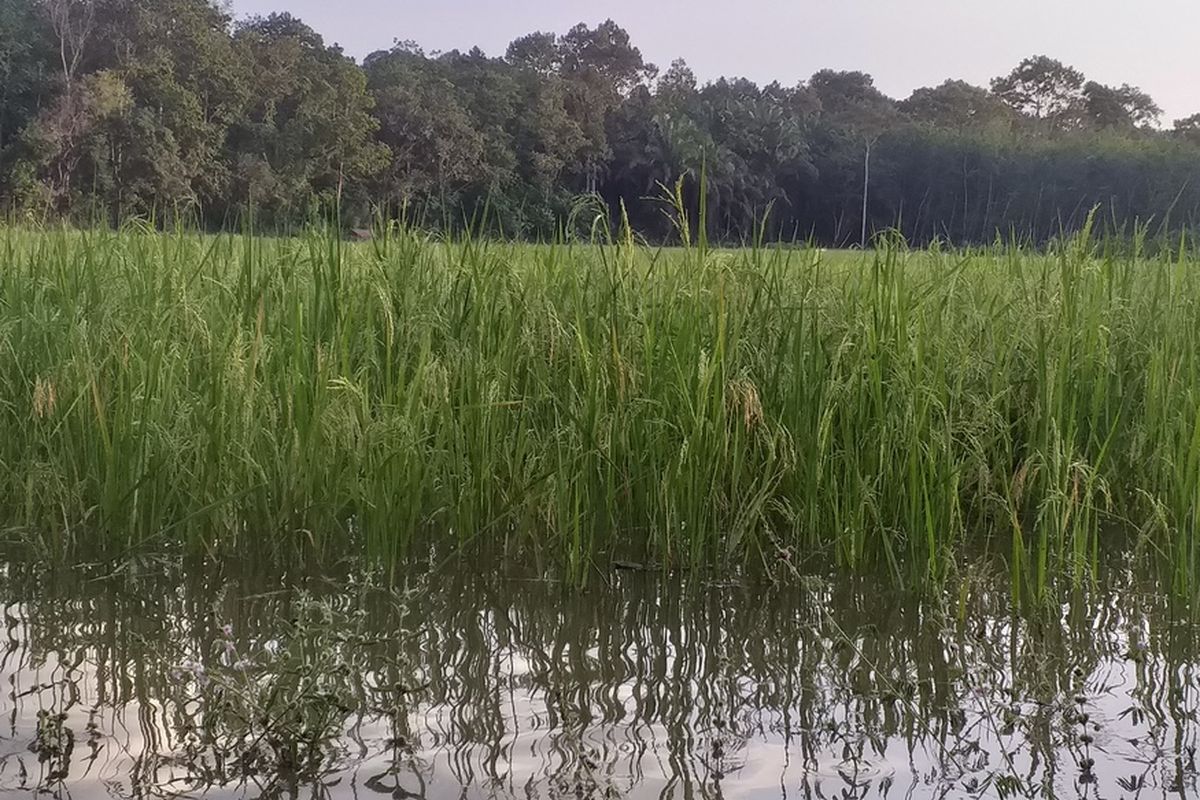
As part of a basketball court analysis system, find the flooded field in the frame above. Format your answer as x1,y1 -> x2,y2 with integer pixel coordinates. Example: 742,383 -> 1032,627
2,552 -> 1197,799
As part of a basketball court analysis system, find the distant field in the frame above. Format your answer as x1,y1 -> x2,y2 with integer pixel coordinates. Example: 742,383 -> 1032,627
2,225 -> 1198,595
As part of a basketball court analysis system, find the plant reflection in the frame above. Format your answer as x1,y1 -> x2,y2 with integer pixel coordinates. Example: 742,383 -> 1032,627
1,553 -> 1197,799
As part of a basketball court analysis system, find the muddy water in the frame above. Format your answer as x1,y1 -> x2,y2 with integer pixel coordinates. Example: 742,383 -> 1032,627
1,554 -> 1197,799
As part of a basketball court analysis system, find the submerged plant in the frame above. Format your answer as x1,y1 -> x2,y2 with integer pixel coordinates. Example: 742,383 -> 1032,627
168,594 -> 421,791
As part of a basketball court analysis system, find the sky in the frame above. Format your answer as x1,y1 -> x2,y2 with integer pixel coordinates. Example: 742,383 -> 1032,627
228,0 -> 1199,126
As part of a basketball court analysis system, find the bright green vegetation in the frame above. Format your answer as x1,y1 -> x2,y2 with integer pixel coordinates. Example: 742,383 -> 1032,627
3,220 -> 1200,594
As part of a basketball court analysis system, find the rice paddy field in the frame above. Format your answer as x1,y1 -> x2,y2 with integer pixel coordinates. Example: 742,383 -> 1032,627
2,221 -> 1200,596
11,219 -> 1200,797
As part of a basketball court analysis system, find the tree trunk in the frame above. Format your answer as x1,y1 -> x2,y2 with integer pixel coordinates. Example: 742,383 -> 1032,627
860,137 -> 872,249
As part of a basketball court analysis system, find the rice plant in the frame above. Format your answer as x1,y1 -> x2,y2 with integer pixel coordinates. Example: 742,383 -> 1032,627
1,215 -> 1198,595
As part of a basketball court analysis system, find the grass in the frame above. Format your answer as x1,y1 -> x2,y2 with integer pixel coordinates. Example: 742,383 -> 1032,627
2,211 -> 1200,595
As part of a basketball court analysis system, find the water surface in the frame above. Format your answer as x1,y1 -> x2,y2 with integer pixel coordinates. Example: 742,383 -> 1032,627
1,553 -> 1197,799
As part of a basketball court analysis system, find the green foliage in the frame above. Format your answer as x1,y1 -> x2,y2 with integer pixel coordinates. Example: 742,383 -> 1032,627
1175,113 -> 1200,141
5,222 -> 1200,597
230,13 -> 387,225
10,0 -> 252,219
809,69 -> 891,117
1,4 -> 1199,244
990,55 -> 1085,125
1082,81 -> 1162,129
0,0 -> 54,155
899,80 -> 1012,131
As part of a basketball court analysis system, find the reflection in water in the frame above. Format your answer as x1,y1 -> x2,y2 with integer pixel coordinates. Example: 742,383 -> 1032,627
1,553 -> 1198,799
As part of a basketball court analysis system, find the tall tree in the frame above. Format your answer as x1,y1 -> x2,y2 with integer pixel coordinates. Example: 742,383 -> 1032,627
0,0 -> 54,155
12,0 -> 253,217
1081,81 -> 1161,129
504,31 -> 559,77
4,12 -> 1200,247
230,13 -> 387,221
11,0 -> 97,206
991,56 -> 1085,127
41,0 -> 94,90
810,69 -> 896,246
1175,114 -> 1200,142
364,45 -> 487,208
19,67 -> 130,211
92,0 -> 249,215
557,19 -> 656,95
900,80 -> 1011,130
530,20 -> 657,193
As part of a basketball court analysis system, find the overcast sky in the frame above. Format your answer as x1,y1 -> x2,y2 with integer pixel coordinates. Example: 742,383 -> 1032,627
228,0 -> 1199,125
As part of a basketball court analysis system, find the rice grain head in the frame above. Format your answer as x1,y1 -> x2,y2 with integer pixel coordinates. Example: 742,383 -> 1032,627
32,376 -> 58,420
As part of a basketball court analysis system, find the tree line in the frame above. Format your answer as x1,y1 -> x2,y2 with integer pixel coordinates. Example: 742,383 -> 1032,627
3,0 -> 1200,245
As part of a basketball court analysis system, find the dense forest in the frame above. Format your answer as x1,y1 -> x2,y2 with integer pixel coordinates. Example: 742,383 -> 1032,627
2,0 -> 1199,244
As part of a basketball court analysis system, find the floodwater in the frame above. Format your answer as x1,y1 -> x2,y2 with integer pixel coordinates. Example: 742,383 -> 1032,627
1,552 -> 1198,799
